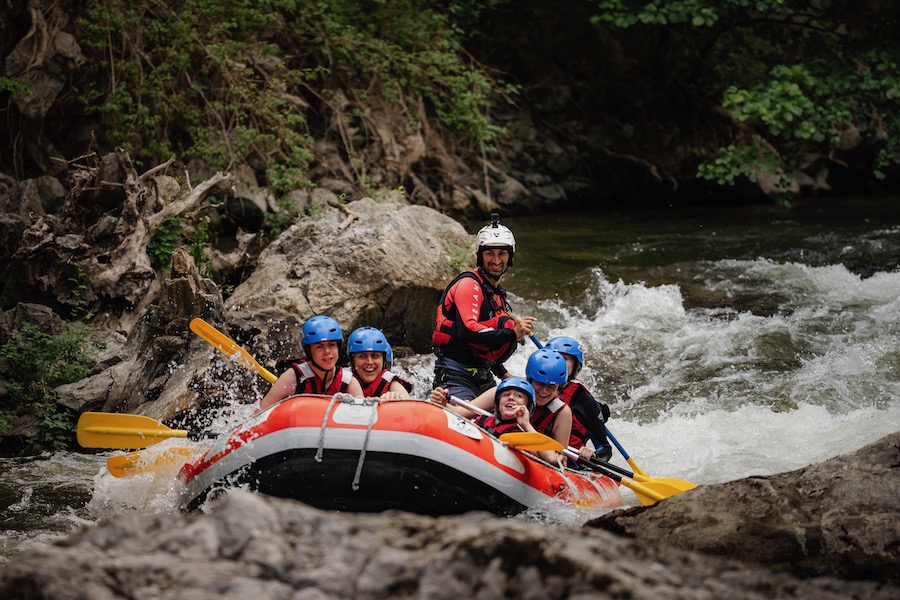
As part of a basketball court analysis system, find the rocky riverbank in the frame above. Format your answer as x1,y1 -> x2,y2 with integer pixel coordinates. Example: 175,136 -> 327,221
1,432 -> 897,599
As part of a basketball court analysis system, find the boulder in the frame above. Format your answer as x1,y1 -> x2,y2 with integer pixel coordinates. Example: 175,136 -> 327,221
588,431 -> 900,583
223,193 -> 472,355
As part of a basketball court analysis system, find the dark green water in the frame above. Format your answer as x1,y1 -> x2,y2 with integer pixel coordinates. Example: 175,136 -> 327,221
503,197 -> 900,310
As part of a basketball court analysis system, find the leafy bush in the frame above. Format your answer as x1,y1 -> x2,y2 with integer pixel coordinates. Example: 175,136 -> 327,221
148,217 -> 215,276
77,0 -> 512,191
0,323 -> 93,452
591,0 -> 900,195
147,218 -> 183,271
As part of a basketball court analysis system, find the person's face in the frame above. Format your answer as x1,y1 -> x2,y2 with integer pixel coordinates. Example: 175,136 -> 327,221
530,380 -> 560,406
562,354 -> 577,378
481,247 -> 509,279
497,388 -> 529,420
309,340 -> 339,370
352,351 -> 384,384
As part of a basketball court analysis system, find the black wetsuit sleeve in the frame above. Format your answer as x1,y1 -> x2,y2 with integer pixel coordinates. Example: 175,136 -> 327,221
570,386 -> 609,442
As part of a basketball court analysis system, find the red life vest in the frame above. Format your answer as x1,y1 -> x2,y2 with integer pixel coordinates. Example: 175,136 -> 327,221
359,369 -> 413,398
291,361 -> 354,395
558,380 -> 591,448
432,269 -> 516,365
475,413 -> 523,437
530,397 -> 565,437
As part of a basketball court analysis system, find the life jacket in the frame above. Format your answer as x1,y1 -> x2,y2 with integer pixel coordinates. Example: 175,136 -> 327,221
558,380 -> 592,448
291,360 -> 354,395
432,269 -> 516,365
359,369 -> 414,398
475,413 -> 523,437
530,397 -> 565,437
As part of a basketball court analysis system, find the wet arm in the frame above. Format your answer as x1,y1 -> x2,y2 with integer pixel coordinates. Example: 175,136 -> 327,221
258,368 -> 298,413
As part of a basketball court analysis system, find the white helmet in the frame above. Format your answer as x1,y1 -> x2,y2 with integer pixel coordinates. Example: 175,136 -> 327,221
476,213 -> 516,268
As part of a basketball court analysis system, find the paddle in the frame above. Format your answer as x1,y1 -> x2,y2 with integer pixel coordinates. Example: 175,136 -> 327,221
604,429 -> 650,478
557,446 -> 667,505
448,399 -> 678,505
498,431 -> 565,451
77,411 -> 207,449
106,446 -> 198,478
566,445 -> 696,493
446,395 -> 562,450
189,317 -> 278,383
87,319 -> 266,474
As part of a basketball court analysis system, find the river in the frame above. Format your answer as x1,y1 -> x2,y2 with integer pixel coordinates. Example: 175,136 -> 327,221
3,197 -> 900,564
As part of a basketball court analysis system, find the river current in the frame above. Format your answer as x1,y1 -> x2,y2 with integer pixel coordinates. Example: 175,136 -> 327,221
3,197 -> 900,564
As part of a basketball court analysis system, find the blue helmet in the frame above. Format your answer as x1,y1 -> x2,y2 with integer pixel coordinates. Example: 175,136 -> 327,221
495,376 -> 535,414
546,336 -> 584,379
525,349 -> 568,385
347,327 -> 393,367
301,315 -> 343,348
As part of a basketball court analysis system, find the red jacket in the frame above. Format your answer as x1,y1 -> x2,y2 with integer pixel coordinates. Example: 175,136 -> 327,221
432,269 -> 517,366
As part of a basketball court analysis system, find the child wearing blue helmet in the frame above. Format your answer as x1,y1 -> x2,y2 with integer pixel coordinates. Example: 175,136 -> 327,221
432,348 -> 573,464
474,376 -> 536,436
432,376 -> 561,463
258,315 -> 363,412
524,348 -> 573,464
347,326 -> 413,399
545,336 -> 612,462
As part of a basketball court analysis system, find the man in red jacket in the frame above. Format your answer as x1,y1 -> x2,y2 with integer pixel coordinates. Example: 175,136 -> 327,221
432,214 -> 536,400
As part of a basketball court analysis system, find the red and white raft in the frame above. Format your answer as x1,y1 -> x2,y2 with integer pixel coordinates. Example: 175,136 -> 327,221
179,394 -> 623,515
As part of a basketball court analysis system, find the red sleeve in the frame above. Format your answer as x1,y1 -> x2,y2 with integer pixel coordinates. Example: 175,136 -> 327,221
448,276 -> 516,344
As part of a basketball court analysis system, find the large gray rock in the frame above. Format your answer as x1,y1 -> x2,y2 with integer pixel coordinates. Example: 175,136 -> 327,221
0,487 -> 895,600
588,431 -> 900,583
223,193 -> 472,355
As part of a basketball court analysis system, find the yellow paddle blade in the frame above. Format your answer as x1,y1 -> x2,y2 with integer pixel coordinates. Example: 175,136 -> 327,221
633,474 -> 697,492
189,318 -> 277,383
107,445 -> 198,478
499,432 -> 564,451
77,412 -> 187,449
620,476 -> 669,506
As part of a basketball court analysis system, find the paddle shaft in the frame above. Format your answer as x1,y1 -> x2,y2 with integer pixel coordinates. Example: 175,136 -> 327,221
448,395 -> 492,419
567,445 -> 633,478
558,446 -> 665,504
190,318 -> 278,383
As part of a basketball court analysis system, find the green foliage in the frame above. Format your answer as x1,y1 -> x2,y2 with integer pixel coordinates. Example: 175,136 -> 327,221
590,0 -> 789,28
78,0 -> 317,189
147,218 -> 183,270
265,200 -> 300,239
65,262 -> 95,322
446,238 -> 474,272
0,76 -> 29,94
591,0 -> 900,195
697,139 -> 775,186
77,0 -> 513,189
187,219 -> 212,278
0,322 -> 92,452
702,51 -> 900,188
148,217 -> 214,276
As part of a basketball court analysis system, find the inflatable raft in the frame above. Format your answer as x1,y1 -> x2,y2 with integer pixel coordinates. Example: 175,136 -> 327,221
178,394 -> 623,515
